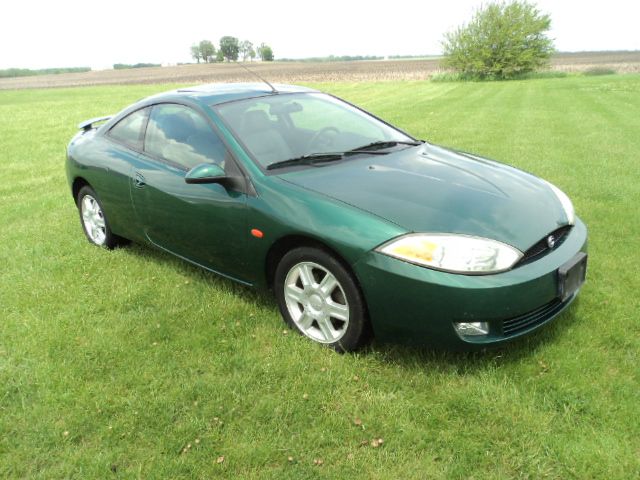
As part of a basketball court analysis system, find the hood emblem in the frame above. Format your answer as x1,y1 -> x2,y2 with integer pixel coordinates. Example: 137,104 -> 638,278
546,234 -> 556,249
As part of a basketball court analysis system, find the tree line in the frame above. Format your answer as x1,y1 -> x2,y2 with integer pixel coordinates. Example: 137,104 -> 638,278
0,67 -> 90,78
191,37 -> 274,63
113,63 -> 160,70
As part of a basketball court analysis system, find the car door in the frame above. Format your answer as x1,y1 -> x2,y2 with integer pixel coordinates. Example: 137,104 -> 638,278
129,102 -> 249,282
92,106 -> 150,242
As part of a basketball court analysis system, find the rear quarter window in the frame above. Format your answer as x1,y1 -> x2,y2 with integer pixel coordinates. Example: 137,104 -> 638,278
107,107 -> 149,150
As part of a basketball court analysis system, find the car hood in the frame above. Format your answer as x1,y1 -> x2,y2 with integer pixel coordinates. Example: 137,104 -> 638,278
278,144 -> 569,251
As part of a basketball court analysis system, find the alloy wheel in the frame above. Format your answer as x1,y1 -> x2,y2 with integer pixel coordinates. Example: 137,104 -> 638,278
283,261 -> 350,343
81,194 -> 106,245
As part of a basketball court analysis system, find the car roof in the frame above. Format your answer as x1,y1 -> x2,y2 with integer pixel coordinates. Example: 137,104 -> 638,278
147,82 -> 319,106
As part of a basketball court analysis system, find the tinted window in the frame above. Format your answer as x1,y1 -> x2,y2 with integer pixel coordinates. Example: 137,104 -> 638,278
145,104 -> 227,170
108,107 -> 149,149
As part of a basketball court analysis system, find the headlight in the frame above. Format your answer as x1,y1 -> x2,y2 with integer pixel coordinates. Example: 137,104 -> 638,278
377,234 -> 523,274
545,181 -> 575,225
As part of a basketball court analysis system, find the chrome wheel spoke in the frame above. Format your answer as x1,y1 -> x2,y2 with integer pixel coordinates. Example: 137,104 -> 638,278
285,283 -> 305,304
82,197 -> 92,213
327,300 -> 348,321
94,215 -> 105,228
297,312 -> 315,330
297,264 -> 315,288
317,317 -> 339,341
319,274 -> 338,297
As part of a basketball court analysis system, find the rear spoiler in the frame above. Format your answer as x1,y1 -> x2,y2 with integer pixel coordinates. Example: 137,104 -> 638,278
78,115 -> 113,132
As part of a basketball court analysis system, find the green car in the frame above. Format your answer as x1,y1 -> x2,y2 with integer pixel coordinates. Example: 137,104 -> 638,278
66,83 -> 587,352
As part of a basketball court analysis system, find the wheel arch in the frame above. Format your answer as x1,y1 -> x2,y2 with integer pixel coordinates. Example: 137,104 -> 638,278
265,234 -> 360,291
71,176 -> 91,204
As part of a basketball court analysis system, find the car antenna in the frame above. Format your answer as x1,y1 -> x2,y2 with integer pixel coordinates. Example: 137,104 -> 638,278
237,62 -> 278,94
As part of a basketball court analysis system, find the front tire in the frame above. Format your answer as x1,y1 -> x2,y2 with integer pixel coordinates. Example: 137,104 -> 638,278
76,185 -> 121,249
274,247 -> 370,352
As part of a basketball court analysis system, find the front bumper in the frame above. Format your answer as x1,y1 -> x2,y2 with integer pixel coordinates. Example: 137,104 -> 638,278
352,218 -> 588,348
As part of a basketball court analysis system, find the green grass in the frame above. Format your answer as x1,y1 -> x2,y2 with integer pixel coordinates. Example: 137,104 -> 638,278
1,75 -> 639,479
582,67 -> 618,76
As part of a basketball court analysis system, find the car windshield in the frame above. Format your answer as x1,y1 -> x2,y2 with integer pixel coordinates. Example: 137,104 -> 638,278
214,93 -> 415,168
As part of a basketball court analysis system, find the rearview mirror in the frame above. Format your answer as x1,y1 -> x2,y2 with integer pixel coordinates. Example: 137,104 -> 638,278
184,163 -> 226,184
269,101 -> 303,115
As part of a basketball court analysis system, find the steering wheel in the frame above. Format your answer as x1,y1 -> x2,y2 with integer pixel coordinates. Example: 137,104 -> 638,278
308,127 -> 340,151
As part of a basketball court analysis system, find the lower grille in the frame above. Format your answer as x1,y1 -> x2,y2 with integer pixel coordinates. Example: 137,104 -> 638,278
502,298 -> 565,335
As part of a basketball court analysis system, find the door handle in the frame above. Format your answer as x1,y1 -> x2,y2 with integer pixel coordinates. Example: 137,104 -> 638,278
134,172 -> 146,188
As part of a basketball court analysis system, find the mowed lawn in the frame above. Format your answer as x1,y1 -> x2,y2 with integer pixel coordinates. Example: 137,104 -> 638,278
1,75 -> 639,479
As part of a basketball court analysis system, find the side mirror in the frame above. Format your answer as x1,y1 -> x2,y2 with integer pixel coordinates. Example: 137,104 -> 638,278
185,163 -> 226,184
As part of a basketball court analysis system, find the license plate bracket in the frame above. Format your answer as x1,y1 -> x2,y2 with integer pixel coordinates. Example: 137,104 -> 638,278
558,252 -> 587,302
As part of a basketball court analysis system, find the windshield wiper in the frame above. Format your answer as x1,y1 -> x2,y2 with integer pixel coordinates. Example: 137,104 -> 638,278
349,140 -> 423,152
266,153 -> 344,170
266,141 -> 423,171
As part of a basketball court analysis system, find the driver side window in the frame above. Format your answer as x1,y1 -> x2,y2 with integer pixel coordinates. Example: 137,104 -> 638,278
144,104 -> 228,170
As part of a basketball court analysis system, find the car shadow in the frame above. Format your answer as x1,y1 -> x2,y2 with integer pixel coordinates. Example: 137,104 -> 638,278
120,242 -> 276,310
118,242 -> 582,370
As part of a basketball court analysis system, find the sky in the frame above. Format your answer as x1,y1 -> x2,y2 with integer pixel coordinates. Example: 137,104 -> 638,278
1,0 -> 639,70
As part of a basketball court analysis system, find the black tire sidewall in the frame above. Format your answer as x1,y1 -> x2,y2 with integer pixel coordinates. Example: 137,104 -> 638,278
274,246 -> 369,352
76,186 -> 116,249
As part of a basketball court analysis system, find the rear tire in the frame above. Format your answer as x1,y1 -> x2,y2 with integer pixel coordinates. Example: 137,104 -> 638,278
76,185 -> 123,249
274,246 -> 370,352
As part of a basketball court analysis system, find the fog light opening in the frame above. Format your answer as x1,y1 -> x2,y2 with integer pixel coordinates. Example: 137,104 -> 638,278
454,321 -> 490,336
